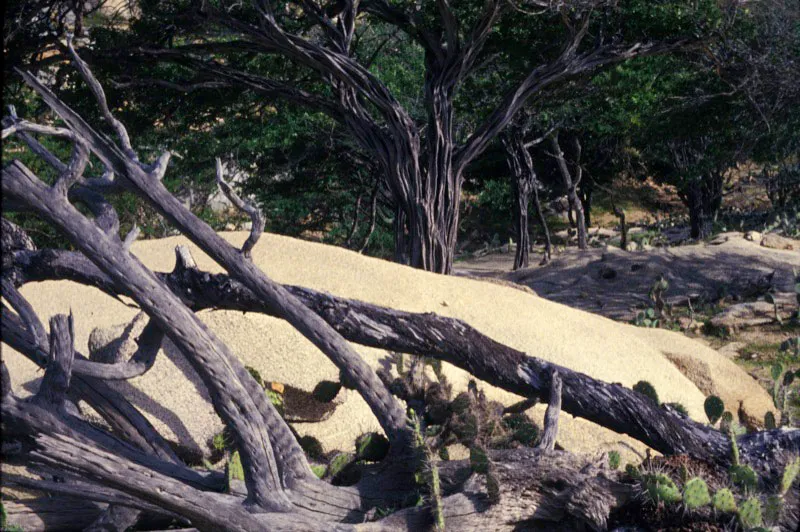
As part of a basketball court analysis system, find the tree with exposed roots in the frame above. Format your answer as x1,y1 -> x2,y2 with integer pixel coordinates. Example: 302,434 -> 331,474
2,48 -> 799,531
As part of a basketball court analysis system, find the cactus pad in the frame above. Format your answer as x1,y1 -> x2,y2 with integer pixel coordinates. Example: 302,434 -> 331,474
683,477 -> 711,509
712,488 -> 736,513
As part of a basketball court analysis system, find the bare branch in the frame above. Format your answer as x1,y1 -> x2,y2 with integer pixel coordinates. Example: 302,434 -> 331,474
66,35 -> 139,162
34,313 -> 76,409
536,370 -> 562,450
215,157 -> 264,258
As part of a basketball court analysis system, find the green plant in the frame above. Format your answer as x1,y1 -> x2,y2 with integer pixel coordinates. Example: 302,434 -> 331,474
245,365 -> 265,387
311,464 -> 327,479
764,411 -> 776,429
212,430 -> 229,452
738,497 -> 763,528
780,457 -> 800,495
264,388 -> 285,415
409,410 -> 444,531
643,473 -> 682,505
504,413 -> 538,446
608,451 -> 621,470
486,471 -> 501,504
712,488 -> 737,513
730,464 -> 759,492
226,450 -> 245,491
626,463 -> 642,480
634,307 -> 660,328
764,495 -> 783,524
328,453 -> 355,480
704,395 -> 725,424
683,477 -> 711,509
470,445 -> 490,474
355,432 -> 390,462
633,380 -> 660,404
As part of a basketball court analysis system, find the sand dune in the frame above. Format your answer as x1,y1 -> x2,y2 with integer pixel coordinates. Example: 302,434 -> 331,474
3,232 -> 775,464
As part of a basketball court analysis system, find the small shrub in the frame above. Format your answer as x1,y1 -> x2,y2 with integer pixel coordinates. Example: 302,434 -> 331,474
633,381 -> 660,404
608,451 -> 621,470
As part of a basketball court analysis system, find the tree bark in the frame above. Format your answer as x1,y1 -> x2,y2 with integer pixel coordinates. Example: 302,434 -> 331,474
551,133 -> 588,250
682,172 -> 723,239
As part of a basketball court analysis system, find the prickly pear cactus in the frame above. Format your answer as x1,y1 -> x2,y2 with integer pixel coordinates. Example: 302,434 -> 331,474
704,395 -> 725,424
643,473 -> 682,504
730,464 -> 759,492
633,380 -> 660,404
781,457 -> 800,495
764,411 -> 776,429
683,477 -> 711,509
738,497 -> 763,528
764,495 -> 783,524
712,488 -> 737,513
226,450 -> 245,493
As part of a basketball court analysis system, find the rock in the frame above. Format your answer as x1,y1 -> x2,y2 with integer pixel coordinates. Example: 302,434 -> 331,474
88,313 -> 148,364
710,293 -> 796,333
241,221 -> 253,231
717,342 -> 747,359
761,233 -> 796,251
224,222 -> 237,231
624,241 -> 637,252
744,231 -> 761,242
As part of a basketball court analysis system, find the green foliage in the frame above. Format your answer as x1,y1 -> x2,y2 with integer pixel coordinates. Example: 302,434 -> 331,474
408,410 -> 444,530
780,457 -> 800,495
265,389 -> 285,416
634,307 -> 660,328
704,395 -> 725,425
450,393 -> 471,415
730,464 -> 759,492
626,463 -> 642,480
328,453 -> 355,480
226,450 -> 245,489
683,477 -> 711,509
643,473 -> 682,505
608,451 -> 621,470
470,445 -> 490,474
764,495 -> 783,525
212,430 -> 229,452
245,365 -> 265,387
504,412 -> 538,447
486,471 -> 501,505
711,488 -> 737,513
738,497 -> 763,529
311,464 -> 327,479
355,432 -> 390,462
764,411 -> 776,430
633,381 -> 660,404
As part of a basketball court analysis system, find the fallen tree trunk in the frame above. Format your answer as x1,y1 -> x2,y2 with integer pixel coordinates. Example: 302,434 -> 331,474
9,245 -> 791,468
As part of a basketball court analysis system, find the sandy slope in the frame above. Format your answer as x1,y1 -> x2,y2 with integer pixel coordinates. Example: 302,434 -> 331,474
3,232 -> 775,464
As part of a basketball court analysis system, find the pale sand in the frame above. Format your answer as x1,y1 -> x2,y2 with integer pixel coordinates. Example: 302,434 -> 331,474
2,232 -> 775,465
